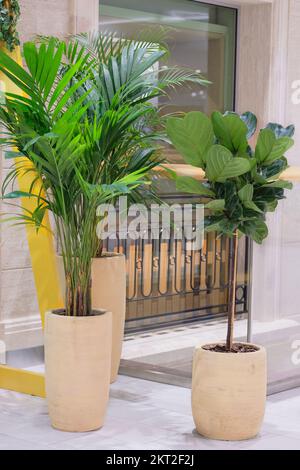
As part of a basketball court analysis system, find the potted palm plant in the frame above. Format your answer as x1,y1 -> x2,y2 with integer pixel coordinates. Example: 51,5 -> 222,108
0,38 -> 159,432
0,32 -> 207,429
167,110 -> 294,440
48,31 -> 209,383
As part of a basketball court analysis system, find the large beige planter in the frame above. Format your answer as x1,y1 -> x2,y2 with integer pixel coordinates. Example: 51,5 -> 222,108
45,310 -> 112,432
56,253 -> 126,383
92,253 -> 126,383
192,343 -> 267,441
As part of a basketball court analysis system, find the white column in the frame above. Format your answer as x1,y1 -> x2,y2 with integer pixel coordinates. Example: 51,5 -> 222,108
74,0 -> 99,33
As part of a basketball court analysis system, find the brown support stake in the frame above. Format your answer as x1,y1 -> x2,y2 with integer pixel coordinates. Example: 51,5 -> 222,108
226,229 -> 239,351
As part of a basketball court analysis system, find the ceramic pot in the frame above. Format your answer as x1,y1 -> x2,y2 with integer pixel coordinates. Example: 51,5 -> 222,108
92,253 -> 126,383
45,309 -> 112,432
191,343 -> 267,441
56,253 -> 126,383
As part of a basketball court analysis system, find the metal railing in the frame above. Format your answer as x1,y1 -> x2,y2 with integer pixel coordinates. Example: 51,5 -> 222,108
103,200 -> 250,332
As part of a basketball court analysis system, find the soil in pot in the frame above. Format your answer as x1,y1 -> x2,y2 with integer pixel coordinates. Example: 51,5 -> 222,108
202,343 -> 259,353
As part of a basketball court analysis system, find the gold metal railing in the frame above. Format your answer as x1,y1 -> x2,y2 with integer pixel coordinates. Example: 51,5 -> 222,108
103,201 -> 249,332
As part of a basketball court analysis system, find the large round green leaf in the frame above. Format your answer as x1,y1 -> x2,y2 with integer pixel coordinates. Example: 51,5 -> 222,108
175,175 -> 214,196
166,112 -> 213,168
205,199 -> 225,211
205,145 -> 251,182
211,111 -> 248,154
240,219 -> 268,244
255,128 -> 294,165
238,184 -> 253,202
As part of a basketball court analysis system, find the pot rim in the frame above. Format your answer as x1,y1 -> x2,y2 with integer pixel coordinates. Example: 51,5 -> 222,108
196,342 -> 265,355
93,251 -> 125,260
56,252 -> 125,260
47,308 -> 110,319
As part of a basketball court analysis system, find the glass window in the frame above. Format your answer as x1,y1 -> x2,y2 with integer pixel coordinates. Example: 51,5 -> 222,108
100,1 -> 243,336
99,1 -> 237,138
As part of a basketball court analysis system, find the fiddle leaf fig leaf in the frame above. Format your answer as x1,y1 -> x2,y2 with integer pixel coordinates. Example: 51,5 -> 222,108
240,111 -> 257,139
205,217 -> 237,236
266,122 -> 295,138
263,157 -> 288,180
211,112 -> 233,150
175,175 -> 214,197
205,145 -> 251,182
205,199 -> 225,211
243,201 -> 263,213
262,180 -> 293,190
255,129 -> 275,163
166,112 -> 213,168
238,184 -> 253,203
265,200 -> 278,212
255,129 -> 294,165
238,182 -> 263,213
240,219 -> 268,244
264,137 -> 294,166
204,221 -> 223,233
212,111 -> 248,153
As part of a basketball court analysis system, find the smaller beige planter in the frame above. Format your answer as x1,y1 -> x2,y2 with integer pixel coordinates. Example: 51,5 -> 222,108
192,343 -> 267,441
92,253 -> 126,383
45,310 -> 112,432
56,253 -> 126,383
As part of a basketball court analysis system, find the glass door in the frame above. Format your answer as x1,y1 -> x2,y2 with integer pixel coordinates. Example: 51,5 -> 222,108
100,0 -> 237,119
99,1 -> 242,332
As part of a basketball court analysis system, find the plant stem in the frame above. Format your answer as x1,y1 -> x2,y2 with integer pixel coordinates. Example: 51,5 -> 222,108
226,229 -> 239,351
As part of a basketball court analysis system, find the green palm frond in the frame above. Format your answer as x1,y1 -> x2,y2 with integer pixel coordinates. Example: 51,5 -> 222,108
72,30 -> 169,65
158,66 -> 211,90
69,31 -> 209,111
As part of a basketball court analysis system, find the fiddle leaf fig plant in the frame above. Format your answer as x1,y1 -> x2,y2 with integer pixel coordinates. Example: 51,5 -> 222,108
167,110 -> 294,351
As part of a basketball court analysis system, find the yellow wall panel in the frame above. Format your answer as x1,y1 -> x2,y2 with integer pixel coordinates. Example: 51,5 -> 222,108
0,43 -> 63,395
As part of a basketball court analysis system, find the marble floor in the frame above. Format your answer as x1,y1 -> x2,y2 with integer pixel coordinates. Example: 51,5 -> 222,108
0,375 -> 300,450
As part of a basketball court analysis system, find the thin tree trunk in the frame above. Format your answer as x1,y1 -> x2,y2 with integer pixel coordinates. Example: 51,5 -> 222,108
65,276 -> 92,316
226,229 -> 239,351
66,274 -> 73,316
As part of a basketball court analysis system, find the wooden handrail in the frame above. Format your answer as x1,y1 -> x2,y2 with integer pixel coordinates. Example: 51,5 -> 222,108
156,164 -> 300,182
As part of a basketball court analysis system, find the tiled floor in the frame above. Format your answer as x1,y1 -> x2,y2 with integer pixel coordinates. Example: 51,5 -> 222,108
0,376 -> 300,450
